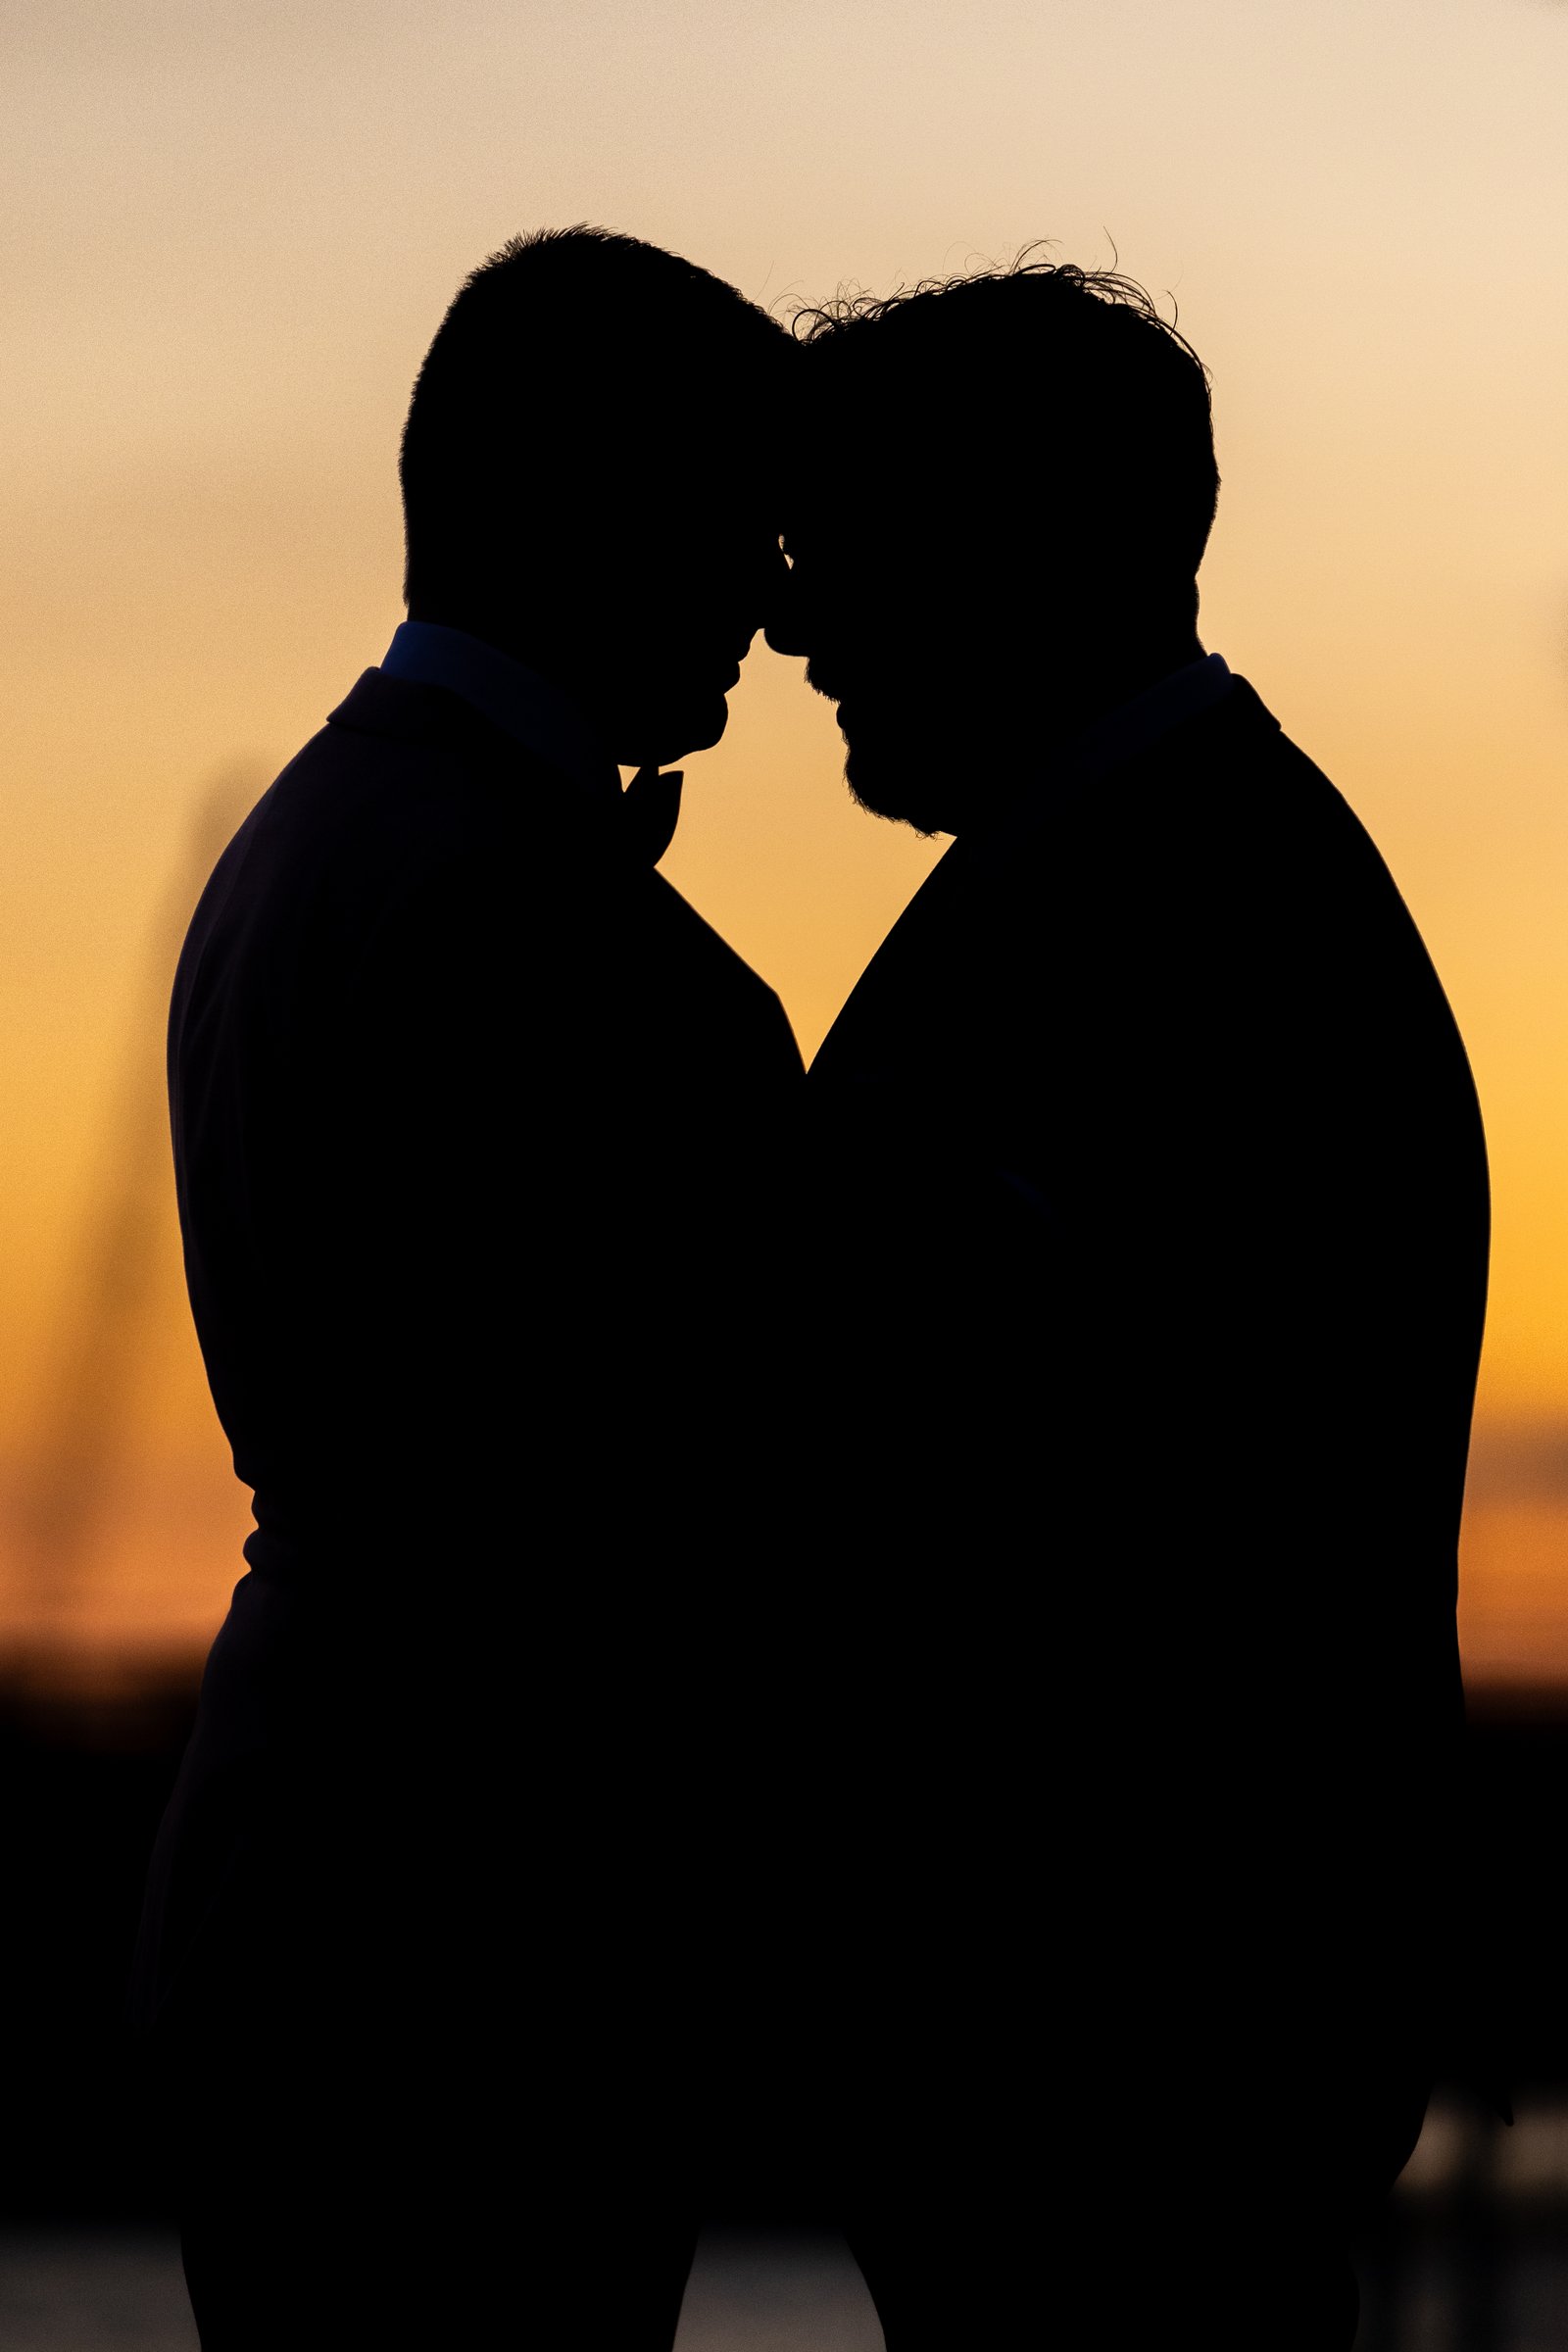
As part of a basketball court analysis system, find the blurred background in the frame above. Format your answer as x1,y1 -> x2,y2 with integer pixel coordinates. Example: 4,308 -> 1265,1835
2,1 -> 1565,2344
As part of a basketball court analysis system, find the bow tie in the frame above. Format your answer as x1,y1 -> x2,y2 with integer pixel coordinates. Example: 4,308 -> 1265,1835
618,764 -> 684,867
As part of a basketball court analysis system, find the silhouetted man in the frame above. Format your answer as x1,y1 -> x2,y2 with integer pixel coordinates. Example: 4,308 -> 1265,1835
768,262 -> 1490,2347
132,228 -> 801,2347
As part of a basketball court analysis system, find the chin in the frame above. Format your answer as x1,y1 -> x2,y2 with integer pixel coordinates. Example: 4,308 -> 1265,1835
631,691 -> 729,768
679,690 -> 730,756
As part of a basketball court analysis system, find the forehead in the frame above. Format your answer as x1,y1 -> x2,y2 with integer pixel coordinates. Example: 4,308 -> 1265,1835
787,352 -> 941,486
617,423 -> 785,533
779,417 -> 933,554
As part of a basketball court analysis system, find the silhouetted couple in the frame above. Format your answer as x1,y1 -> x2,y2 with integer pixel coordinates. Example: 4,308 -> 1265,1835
132,229 -> 1489,2349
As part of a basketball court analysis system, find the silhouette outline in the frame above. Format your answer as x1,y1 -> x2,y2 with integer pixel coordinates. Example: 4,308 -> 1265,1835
765,256 -> 1491,2348
131,235 -> 1494,2350
131,228 -> 804,2348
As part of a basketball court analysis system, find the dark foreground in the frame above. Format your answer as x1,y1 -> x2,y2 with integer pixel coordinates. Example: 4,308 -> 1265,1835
2,1661 -> 1564,2349
5,2153 -> 1568,2352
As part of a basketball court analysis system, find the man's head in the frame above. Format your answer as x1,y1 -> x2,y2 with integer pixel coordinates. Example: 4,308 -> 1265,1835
401,227 -> 793,767
769,256 -> 1220,833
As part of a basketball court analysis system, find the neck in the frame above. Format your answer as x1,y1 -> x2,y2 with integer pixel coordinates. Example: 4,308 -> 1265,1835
406,596 -> 613,730
939,633 -> 1207,837
406,598 -> 548,677
1046,630 -> 1204,738
982,629 -> 1203,761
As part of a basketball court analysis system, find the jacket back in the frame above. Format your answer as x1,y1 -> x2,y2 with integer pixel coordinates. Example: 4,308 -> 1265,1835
805,677 -> 1490,2150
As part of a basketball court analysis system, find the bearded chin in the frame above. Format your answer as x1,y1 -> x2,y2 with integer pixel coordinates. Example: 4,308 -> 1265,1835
844,742 -> 951,839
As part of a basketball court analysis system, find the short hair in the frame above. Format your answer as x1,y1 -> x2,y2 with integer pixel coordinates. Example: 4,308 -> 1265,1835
401,226 -> 791,603
792,253 -> 1220,583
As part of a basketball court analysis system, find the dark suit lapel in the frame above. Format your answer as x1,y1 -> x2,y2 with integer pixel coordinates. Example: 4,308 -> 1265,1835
809,838 -> 974,1085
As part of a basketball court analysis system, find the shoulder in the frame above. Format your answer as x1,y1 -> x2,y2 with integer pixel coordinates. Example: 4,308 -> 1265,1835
1054,688 -> 1480,1150
1056,682 -> 1439,996
942,681 -> 1473,1130
184,669 -> 640,993
183,694 -> 801,1075
264,682 -> 542,895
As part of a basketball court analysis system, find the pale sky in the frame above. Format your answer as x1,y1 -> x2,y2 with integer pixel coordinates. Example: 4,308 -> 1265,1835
3,0 -> 1566,1666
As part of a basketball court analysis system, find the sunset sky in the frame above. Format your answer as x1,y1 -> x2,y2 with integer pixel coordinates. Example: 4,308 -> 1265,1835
3,0 -> 1566,1678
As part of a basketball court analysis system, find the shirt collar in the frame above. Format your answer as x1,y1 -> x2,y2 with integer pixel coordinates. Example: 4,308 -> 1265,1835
1064,651 -> 1234,783
964,653 -> 1235,866
378,620 -> 619,793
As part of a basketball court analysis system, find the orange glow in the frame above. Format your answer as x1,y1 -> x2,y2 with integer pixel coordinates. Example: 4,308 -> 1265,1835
4,0 -> 1567,1681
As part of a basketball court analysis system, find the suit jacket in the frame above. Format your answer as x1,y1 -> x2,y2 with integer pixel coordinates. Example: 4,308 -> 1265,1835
804,675 -> 1489,2176
133,666 -> 802,2048
177,666 -> 801,1573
